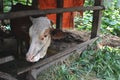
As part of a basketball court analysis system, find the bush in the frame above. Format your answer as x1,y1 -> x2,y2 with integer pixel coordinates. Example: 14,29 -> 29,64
75,0 -> 120,36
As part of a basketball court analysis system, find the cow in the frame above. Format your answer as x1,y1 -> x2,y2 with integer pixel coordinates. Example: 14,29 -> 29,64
26,17 -> 52,62
10,3 -> 51,62
10,3 -> 64,62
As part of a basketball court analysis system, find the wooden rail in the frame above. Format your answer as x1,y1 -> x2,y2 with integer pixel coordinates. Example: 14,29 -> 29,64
0,71 -> 17,80
0,6 -> 105,20
0,56 -> 14,64
17,37 -> 98,75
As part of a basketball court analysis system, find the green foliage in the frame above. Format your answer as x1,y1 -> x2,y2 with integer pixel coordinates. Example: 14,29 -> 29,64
102,8 -> 120,36
38,39 -> 120,80
3,0 -> 12,12
79,44 -> 120,80
3,0 -> 32,12
75,0 -> 120,36
84,0 -> 120,9
74,11 -> 93,31
101,0 -> 120,36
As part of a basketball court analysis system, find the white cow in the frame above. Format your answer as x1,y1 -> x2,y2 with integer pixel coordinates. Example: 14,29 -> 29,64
26,17 -> 52,62
10,3 -> 61,62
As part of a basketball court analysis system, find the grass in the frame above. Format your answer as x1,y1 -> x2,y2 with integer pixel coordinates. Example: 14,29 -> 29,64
37,39 -> 120,80
80,46 -> 120,80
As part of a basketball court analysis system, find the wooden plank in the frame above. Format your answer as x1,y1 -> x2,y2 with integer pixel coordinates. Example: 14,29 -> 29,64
0,6 -> 105,20
0,0 -> 3,25
56,0 -> 63,29
26,0 -> 29,5
17,37 -> 98,75
30,45 -> 88,80
10,0 -> 13,6
26,71 -> 36,80
32,0 -> 38,9
0,56 -> 14,64
91,0 -> 103,38
0,0 -> 3,13
0,71 -> 17,80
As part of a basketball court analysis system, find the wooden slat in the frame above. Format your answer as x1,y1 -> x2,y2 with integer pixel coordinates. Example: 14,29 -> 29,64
0,0 -> 3,25
56,0 -> 63,29
91,0 -> 103,38
30,45 -> 88,78
32,0 -> 38,9
0,56 -> 14,64
0,0 -> 3,13
17,37 -> 98,75
0,6 -> 105,20
26,0 -> 29,5
0,71 -> 17,80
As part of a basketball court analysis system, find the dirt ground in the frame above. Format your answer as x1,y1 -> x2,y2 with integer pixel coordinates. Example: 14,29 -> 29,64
99,34 -> 120,48
60,30 -> 120,48
52,30 -> 120,49
65,30 -> 120,48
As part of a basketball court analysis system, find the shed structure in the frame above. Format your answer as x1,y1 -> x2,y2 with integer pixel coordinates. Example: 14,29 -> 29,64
0,0 -> 104,80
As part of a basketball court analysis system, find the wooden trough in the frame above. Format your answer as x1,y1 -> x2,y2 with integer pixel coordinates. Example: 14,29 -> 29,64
0,0 -> 104,80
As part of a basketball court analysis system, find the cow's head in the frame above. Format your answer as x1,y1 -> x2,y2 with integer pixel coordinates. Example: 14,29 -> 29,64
26,17 -> 52,62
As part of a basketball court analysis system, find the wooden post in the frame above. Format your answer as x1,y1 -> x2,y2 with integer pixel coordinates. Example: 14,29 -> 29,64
32,0 -> 38,9
0,0 -> 3,42
26,0 -> 29,5
0,0 -> 3,26
10,0 -> 13,6
56,0 -> 63,29
0,0 -> 3,13
91,0 -> 103,38
0,71 -> 17,80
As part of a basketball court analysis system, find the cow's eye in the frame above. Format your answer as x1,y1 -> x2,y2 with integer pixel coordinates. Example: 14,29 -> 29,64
44,34 -> 47,37
39,35 -> 44,40
41,37 -> 44,40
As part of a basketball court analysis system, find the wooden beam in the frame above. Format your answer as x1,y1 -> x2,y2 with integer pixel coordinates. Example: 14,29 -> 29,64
32,0 -> 38,9
91,0 -> 103,38
0,0 -> 3,25
17,37 -> 98,75
29,45 -> 88,80
26,71 -> 36,80
0,71 -> 17,80
0,0 -> 3,13
26,0 -> 29,5
0,6 -> 105,20
56,0 -> 63,29
0,56 -> 14,64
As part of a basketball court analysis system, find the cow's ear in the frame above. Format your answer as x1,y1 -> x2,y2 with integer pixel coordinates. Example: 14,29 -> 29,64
30,17 -> 33,22
48,20 -> 55,29
29,17 -> 36,24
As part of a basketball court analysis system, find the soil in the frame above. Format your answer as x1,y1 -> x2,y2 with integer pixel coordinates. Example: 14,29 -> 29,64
99,34 -> 120,48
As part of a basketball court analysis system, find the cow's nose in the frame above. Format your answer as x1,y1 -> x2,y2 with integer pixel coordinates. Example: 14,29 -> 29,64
26,54 -> 34,62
